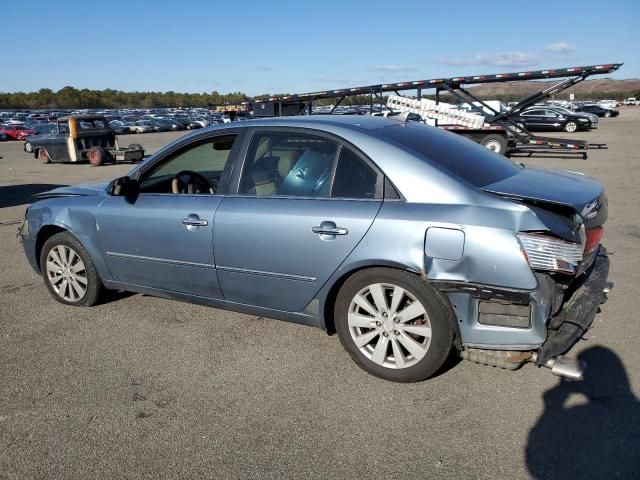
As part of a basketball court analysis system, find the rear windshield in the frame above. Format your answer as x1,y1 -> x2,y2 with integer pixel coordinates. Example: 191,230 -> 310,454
378,122 -> 522,187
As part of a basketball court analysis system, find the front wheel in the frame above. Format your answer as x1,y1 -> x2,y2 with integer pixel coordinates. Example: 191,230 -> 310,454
564,121 -> 578,133
604,111 -> 612,118
334,268 -> 455,382
38,148 -> 50,164
40,232 -> 104,306
24,141 -> 33,153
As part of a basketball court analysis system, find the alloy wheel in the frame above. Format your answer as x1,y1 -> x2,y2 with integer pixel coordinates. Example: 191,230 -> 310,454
348,283 -> 432,369
46,245 -> 88,302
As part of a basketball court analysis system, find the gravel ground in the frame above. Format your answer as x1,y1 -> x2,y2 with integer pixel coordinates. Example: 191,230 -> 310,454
1,112 -> 639,480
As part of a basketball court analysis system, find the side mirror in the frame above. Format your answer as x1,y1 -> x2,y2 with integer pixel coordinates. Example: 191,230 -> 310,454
108,176 -> 138,197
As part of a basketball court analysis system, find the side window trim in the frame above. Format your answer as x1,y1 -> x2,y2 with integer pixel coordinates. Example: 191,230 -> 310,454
227,126 -> 384,200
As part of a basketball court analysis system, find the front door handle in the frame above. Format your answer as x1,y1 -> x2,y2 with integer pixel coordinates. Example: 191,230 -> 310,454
312,221 -> 348,237
182,214 -> 208,230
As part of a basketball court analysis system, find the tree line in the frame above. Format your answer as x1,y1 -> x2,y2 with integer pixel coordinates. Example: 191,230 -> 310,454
1,86 -> 638,110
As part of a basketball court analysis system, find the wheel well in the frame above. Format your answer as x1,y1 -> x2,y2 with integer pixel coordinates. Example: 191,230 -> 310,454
321,265 -> 462,346
322,265 -> 421,335
35,225 -> 67,270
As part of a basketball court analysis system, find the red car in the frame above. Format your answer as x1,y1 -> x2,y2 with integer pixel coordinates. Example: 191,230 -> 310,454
1,124 -> 35,141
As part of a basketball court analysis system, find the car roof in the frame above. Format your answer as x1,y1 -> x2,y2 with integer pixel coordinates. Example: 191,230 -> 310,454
204,114 -> 405,132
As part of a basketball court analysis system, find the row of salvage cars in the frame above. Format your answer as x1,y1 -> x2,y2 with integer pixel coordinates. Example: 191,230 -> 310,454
19,115 -> 613,382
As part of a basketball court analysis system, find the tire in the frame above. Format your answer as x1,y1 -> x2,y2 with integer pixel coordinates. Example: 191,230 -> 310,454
38,148 -> 50,164
127,143 -> 143,151
564,121 -> 578,133
24,141 -> 33,153
604,111 -> 611,118
40,232 -> 104,307
88,146 -> 106,166
334,268 -> 455,382
480,134 -> 508,155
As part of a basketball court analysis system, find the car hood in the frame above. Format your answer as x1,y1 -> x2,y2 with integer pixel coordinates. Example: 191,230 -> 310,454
33,181 -> 109,200
483,166 -> 606,227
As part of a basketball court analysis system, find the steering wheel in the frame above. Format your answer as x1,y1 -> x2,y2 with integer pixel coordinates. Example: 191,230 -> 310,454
171,170 -> 214,194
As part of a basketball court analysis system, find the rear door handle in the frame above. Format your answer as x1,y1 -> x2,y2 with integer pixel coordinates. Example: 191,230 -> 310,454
182,214 -> 208,230
312,221 -> 348,236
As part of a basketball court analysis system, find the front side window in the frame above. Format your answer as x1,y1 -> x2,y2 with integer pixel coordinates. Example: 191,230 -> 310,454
239,132 -> 339,197
139,135 -> 236,194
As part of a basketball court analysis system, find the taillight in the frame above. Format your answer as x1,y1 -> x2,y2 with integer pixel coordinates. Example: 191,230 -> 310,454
584,226 -> 603,255
517,232 -> 583,274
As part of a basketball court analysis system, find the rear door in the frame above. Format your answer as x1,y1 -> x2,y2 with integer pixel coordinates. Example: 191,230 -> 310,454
521,109 -> 546,130
213,128 -> 383,312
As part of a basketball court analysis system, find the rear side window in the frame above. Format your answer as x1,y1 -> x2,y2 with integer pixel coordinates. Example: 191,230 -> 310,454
239,132 -> 339,197
331,148 -> 378,199
378,122 -> 522,188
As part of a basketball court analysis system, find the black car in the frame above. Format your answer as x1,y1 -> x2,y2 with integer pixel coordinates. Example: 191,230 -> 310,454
577,104 -> 619,118
510,107 -> 592,133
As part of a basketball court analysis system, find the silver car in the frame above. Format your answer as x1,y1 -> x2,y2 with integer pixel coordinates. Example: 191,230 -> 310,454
19,115 -> 611,382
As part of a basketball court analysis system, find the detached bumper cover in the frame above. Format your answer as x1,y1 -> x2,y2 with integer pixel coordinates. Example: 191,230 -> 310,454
536,248 -> 609,365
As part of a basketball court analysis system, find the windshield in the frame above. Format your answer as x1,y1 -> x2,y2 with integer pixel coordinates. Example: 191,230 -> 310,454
378,122 -> 522,187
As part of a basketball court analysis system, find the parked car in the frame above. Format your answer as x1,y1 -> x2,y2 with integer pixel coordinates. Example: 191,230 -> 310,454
130,121 -> 154,134
510,108 -> 592,132
153,119 -> 184,131
597,100 -> 618,109
19,116 -> 611,382
109,120 -> 131,134
24,124 -> 58,152
577,104 -> 620,118
547,106 -> 598,127
1,124 -> 36,141
26,115 -> 144,165
624,97 -> 637,105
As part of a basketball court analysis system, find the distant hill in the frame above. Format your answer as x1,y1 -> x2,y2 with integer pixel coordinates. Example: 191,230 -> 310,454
465,78 -> 640,99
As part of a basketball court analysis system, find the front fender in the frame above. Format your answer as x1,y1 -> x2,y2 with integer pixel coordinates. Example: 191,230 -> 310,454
24,197 -> 113,281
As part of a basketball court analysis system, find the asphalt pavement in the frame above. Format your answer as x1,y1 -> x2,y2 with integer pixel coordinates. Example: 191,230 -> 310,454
1,112 -> 639,479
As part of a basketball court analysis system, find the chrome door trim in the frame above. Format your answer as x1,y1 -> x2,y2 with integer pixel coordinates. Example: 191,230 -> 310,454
105,251 -> 216,269
216,265 -> 317,282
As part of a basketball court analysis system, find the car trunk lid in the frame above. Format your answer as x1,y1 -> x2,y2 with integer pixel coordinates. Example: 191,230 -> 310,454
482,166 -> 607,228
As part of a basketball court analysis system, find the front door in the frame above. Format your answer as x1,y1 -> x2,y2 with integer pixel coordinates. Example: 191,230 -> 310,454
214,129 -> 383,312
96,133 -> 239,298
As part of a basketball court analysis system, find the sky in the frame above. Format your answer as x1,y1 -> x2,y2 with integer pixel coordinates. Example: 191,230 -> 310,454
1,0 -> 638,96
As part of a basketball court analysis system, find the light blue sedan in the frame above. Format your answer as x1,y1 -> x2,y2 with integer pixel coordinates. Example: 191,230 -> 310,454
19,116 -> 611,382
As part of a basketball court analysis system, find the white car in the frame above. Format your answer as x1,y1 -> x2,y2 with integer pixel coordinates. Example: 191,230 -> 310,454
597,101 -> 616,110
624,97 -> 637,105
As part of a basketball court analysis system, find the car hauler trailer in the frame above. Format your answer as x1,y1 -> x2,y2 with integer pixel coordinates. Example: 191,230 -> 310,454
251,63 -> 622,158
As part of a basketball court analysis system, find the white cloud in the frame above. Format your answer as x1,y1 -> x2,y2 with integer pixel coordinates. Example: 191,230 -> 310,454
474,52 -> 539,68
545,42 -> 576,53
374,65 -> 417,73
437,52 -> 539,69
438,57 -> 472,67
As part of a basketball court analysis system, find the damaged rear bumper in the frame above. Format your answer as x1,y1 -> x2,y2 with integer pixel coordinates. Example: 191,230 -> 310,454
534,248 -> 610,365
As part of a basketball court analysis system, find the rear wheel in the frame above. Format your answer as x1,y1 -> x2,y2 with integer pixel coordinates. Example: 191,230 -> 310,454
564,121 -> 578,133
480,134 -> 508,155
38,148 -> 50,164
24,141 -> 33,153
604,111 -> 612,118
334,268 -> 455,382
40,232 -> 103,306
88,146 -> 106,166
